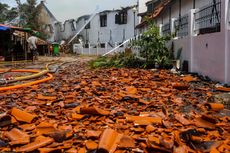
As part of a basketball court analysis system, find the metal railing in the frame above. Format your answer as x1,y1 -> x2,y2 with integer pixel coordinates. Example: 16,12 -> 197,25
194,0 -> 221,34
175,14 -> 189,38
162,22 -> 171,36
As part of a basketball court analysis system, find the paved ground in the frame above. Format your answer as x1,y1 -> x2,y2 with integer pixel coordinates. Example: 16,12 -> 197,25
0,55 -> 229,153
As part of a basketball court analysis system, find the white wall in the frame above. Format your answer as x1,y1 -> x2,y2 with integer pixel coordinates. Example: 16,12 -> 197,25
195,0 -> 213,8
61,20 -> 76,40
173,37 -> 191,64
227,30 -> 230,83
181,0 -> 194,15
138,0 -> 149,13
193,32 -> 225,82
81,8 -> 138,45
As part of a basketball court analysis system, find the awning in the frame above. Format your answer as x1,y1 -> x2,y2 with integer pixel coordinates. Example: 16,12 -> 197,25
0,25 -> 10,31
0,24 -> 32,32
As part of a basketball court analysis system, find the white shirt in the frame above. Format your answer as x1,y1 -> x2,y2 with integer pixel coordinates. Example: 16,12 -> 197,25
27,36 -> 38,49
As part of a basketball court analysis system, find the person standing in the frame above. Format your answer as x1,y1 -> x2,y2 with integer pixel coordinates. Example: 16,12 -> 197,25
27,34 -> 38,63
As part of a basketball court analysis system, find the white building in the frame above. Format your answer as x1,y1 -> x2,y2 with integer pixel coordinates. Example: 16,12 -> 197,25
137,0 -> 230,84
54,6 -> 138,54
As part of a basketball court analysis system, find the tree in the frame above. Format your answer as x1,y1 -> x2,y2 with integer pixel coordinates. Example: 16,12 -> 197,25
0,3 -> 9,23
15,0 -> 39,30
131,23 -> 172,68
6,7 -> 18,22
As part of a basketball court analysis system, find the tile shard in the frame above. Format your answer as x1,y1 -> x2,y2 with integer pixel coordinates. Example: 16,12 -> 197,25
85,140 -> 98,150
98,128 -> 123,153
16,136 -> 54,152
80,106 -> 110,116
4,128 -> 30,145
36,122 -> 57,135
205,103 -> 224,111
85,130 -> 102,138
118,135 -> 135,148
11,107 -> 37,123
0,114 -> 11,127
126,116 -> 162,125
174,114 -> 191,125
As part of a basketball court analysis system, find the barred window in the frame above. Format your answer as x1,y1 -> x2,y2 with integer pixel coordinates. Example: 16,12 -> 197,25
100,15 -> 107,27
115,11 -> 127,24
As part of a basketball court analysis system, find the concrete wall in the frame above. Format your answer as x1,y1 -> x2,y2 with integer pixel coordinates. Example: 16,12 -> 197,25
172,0 -> 229,83
192,32 -> 225,82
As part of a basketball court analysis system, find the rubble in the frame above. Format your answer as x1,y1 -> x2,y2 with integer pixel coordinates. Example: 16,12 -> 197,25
0,62 -> 229,153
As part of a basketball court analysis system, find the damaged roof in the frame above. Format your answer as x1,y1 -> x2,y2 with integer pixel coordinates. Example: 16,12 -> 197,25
136,0 -> 173,28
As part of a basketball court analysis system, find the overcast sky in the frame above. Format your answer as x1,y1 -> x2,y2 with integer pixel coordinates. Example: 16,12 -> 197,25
0,0 -> 137,22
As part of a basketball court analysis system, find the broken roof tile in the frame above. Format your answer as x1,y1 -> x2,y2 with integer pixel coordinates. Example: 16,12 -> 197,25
80,106 -> 110,116
118,135 -> 135,148
36,122 -> 57,135
205,103 -> 225,111
16,136 -> 54,152
11,107 -> 37,123
4,128 -> 30,145
194,117 -> 216,129
126,116 -> 162,125
85,140 -> 98,150
85,130 -> 102,138
175,114 -> 191,125
0,114 -> 11,127
98,129 -> 123,153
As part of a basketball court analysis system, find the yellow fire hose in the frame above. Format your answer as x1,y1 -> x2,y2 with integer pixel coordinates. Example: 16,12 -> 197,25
0,69 -> 53,92
0,59 -> 75,91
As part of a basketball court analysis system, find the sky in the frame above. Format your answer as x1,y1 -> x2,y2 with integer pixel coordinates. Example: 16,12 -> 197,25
0,0 -> 137,22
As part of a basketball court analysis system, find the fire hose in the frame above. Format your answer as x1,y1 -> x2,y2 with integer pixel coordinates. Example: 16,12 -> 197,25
0,60 -> 77,91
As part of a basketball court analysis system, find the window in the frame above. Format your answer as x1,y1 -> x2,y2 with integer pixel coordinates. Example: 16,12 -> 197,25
147,3 -> 153,13
194,0 -> 221,35
146,0 -> 161,14
100,15 -> 107,27
115,11 -> 127,24
85,22 -> 90,29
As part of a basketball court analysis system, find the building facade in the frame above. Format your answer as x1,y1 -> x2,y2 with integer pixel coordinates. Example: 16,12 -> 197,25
37,1 -> 58,42
137,0 -> 230,84
54,6 -> 138,48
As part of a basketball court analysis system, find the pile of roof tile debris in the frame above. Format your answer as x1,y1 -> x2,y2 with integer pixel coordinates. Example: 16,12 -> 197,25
0,63 -> 229,153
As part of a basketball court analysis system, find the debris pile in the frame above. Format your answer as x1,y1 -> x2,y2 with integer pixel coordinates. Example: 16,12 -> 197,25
0,63 -> 229,153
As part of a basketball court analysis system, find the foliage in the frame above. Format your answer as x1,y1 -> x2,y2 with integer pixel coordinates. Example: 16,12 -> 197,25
0,3 -> 17,23
131,23 -> 173,68
0,3 -> 9,23
15,0 -> 39,30
90,24 -> 173,69
89,51 -> 145,69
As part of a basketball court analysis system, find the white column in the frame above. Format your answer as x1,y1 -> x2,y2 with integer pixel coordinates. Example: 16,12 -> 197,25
115,42 -> 118,53
88,43 -> 91,55
81,44 -> 83,55
105,42 -> 108,54
171,18 -> 177,35
189,9 -> 197,72
159,24 -> 163,36
97,43 -> 99,55
223,0 -> 229,83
